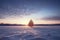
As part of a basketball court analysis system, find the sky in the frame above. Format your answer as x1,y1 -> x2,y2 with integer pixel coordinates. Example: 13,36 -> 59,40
0,0 -> 60,24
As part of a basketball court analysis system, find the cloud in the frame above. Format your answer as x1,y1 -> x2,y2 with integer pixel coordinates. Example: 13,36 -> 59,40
0,0 -> 60,19
0,16 -> 5,19
0,0 -> 39,18
0,14 -> 6,19
41,16 -> 60,21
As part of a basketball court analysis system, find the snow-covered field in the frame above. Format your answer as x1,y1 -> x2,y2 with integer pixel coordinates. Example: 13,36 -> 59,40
0,26 -> 60,40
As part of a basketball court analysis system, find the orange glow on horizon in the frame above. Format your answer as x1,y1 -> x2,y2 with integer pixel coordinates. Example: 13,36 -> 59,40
0,18 -> 60,24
